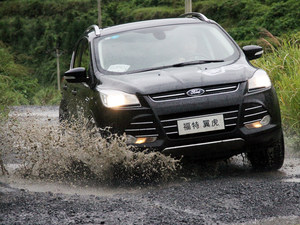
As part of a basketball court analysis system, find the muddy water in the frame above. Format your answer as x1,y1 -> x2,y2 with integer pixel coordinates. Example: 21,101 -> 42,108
0,106 -> 180,189
1,106 -> 300,195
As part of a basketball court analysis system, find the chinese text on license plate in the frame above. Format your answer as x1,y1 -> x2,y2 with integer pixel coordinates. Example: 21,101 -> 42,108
177,114 -> 225,135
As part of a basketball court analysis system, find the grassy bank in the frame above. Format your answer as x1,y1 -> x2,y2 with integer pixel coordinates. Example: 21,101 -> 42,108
254,32 -> 300,146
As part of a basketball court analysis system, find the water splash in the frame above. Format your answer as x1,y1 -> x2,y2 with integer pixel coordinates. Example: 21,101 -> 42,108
0,113 -> 181,185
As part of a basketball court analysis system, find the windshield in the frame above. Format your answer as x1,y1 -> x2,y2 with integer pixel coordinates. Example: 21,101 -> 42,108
95,23 -> 239,74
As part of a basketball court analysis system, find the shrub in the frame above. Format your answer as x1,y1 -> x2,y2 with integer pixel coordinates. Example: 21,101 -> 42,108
0,44 -> 38,108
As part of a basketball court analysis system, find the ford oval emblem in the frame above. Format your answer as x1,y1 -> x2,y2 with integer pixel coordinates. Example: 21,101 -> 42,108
186,88 -> 205,97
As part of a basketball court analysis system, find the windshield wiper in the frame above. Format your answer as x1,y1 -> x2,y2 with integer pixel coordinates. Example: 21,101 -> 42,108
135,60 -> 224,73
171,59 -> 224,67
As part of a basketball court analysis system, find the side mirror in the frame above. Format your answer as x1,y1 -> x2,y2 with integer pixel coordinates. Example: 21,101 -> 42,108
242,45 -> 263,60
64,67 -> 87,83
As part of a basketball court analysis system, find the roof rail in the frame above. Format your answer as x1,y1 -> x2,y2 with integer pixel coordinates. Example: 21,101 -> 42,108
86,25 -> 101,36
179,12 -> 209,22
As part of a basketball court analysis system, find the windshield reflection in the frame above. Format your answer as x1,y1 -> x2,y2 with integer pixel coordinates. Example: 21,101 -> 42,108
96,23 -> 239,74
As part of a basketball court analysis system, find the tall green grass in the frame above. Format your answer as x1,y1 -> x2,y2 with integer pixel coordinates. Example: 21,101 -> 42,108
254,32 -> 300,146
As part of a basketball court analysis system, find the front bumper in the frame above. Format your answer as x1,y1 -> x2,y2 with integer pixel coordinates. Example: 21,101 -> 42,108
95,82 -> 282,159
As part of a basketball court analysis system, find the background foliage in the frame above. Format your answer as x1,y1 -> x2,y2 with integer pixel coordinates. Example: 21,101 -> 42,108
0,0 -> 299,87
254,32 -> 300,143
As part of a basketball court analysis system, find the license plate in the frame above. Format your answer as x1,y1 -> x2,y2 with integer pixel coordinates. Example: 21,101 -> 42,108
177,114 -> 225,135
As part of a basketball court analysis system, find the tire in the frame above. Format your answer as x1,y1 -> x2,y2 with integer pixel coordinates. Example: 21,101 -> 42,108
59,100 -> 70,123
247,132 -> 285,170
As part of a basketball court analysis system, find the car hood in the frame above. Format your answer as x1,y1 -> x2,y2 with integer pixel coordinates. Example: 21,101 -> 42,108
99,59 -> 257,95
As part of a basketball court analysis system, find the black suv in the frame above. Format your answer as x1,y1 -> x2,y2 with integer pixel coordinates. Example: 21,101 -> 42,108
60,13 -> 284,170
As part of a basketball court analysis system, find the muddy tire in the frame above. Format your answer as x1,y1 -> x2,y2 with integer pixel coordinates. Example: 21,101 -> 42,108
59,100 -> 70,123
247,132 -> 285,170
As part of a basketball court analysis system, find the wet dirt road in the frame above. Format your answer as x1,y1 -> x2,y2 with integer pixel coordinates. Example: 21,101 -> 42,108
1,106 -> 300,224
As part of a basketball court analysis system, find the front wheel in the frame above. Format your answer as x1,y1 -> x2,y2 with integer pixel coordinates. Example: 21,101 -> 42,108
247,132 -> 285,170
59,99 -> 70,123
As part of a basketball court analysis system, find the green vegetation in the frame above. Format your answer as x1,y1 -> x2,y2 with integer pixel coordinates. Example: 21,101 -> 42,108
0,42 -> 60,116
0,0 -> 299,87
0,0 -> 299,139
254,32 -> 300,144
194,0 -> 300,42
0,43 -> 35,106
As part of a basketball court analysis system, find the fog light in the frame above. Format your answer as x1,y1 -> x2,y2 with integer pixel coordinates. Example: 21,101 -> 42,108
135,137 -> 157,144
260,115 -> 271,126
135,137 -> 147,144
126,135 -> 157,144
245,121 -> 263,129
126,135 -> 137,144
245,115 -> 271,129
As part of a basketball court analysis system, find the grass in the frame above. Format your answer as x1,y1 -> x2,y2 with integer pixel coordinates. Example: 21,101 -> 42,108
254,31 -> 300,147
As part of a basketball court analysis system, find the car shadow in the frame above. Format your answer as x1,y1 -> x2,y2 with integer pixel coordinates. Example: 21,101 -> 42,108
177,154 -> 287,181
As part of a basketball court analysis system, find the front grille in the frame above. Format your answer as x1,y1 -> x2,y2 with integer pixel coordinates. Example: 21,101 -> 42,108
243,103 -> 268,125
125,115 -> 159,138
159,106 -> 239,139
150,83 -> 239,102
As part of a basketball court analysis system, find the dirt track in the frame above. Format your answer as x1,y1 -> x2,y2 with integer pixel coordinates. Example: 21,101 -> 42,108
1,106 -> 300,224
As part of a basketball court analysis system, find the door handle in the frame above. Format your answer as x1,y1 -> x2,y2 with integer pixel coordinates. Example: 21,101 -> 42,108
71,90 -> 77,95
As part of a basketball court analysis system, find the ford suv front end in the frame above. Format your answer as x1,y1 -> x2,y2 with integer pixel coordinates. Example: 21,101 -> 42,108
60,13 -> 284,170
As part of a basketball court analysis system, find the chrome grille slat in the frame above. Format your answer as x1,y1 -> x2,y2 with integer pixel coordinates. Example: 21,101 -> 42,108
205,86 -> 237,92
125,116 -> 158,138
150,83 -> 239,102
245,105 -> 263,111
161,110 -> 238,123
152,93 -> 185,100
243,104 -> 269,125
163,138 -> 245,151
130,121 -> 153,125
224,116 -> 238,120
125,128 -> 156,132
166,131 -> 178,135
244,110 -> 268,118
135,134 -> 159,137
163,125 -> 177,129
225,123 -> 236,127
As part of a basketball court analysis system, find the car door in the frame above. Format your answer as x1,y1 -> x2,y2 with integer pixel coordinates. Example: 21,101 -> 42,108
70,37 -> 95,120
61,38 -> 83,118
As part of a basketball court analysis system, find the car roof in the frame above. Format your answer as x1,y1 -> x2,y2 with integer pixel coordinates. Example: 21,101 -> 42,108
97,18 -> 205,37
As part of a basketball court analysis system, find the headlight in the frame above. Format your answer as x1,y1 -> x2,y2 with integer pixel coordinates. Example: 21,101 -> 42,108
248,69 -> 272,92
98,89 -> 140,108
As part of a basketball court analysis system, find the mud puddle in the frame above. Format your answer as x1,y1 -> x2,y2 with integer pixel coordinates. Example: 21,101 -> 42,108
240,215 -> 300,225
